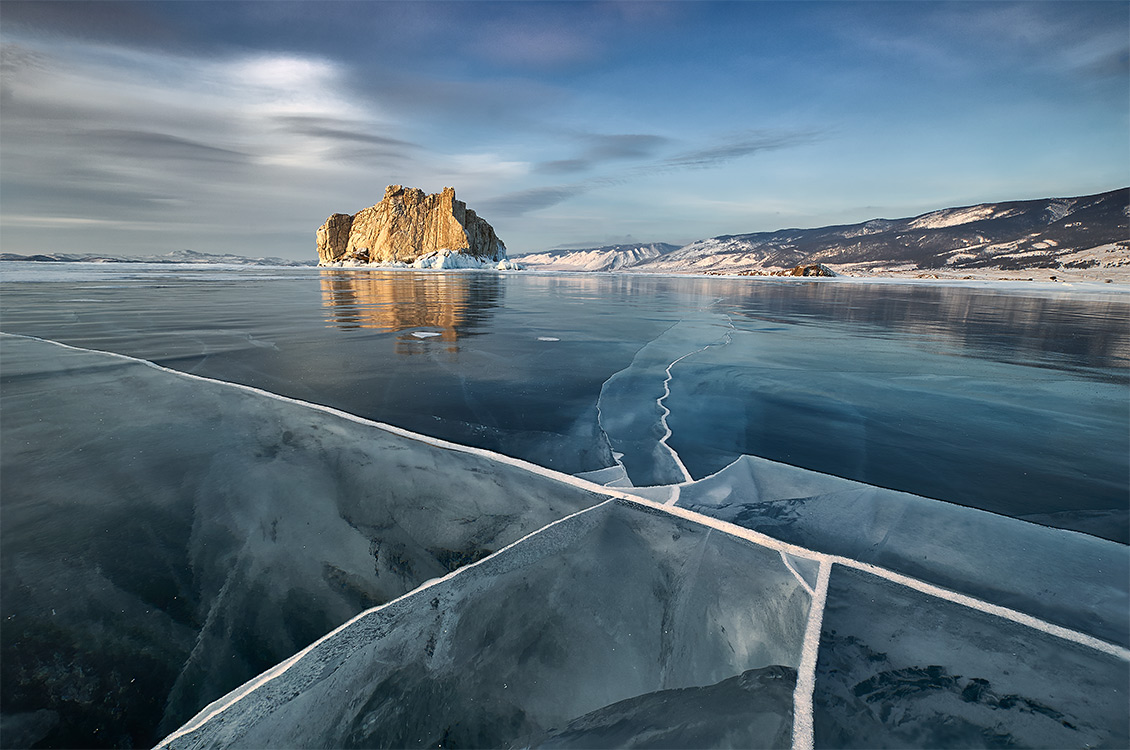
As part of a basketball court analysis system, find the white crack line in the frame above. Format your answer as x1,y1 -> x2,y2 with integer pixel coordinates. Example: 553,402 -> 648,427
157,497 -> 619,748
13,331 -> 1127,664
656,316 -> 735,484
593,319 -> 683,483
780,550 -> 816,597
792,559 -> 832,750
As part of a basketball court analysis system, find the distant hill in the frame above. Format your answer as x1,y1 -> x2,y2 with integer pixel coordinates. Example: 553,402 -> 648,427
0,249 -> 316,267
516,188 -> 1129,279
516,243 -> 681,272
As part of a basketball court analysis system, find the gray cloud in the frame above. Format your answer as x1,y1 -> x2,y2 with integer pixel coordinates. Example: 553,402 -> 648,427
663,130 -> 822,169
345,64 -> 564,128
1077,46 -> 1130,80
3,178 -> 186,218
479,185 -> 585,217
587,133 -> 669,161
87,129 -> 249,163
275,116 -> 419,149
498,129 -> 820,217
536,159 -> 590,175
535,132 -> 670,174
0,1 -> 181,48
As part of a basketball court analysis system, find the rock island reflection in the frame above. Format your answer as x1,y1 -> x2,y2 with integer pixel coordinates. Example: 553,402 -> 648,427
320,269 -> 502,352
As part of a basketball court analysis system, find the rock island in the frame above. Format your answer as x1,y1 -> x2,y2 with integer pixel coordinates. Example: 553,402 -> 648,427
317,185 -> 516,269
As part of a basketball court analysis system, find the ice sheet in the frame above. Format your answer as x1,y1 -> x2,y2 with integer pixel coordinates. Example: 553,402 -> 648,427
813,565 -> 1129,748
2,268 -> 1127,750
161,500 -> 812,749
0,335 -> 608,748
595,312 -> 734,486
676,454 -> 1130,647
1,267 -> 1125,533
663,311 -> 1130,538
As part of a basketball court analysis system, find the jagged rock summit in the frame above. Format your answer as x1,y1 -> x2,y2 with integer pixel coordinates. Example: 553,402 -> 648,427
317,186 -> 507,267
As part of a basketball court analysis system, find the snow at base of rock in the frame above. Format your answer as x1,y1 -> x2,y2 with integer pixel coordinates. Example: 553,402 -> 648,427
318,250 -> 523,271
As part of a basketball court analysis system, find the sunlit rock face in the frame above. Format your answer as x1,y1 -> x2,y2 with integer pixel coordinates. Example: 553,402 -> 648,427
317,186 -> 506,265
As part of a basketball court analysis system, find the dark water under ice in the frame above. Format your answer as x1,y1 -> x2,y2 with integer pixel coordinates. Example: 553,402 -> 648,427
2,264 -> 1127,540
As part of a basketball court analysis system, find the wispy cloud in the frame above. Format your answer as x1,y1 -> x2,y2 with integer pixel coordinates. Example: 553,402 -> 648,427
663,130 -> 823,169
490,128 -> 822,217
87,129 -> 250,163
274,116 -> 418,149
479,186 -> 586,217
0,1 -> 1122,257
535,132 -> 670,174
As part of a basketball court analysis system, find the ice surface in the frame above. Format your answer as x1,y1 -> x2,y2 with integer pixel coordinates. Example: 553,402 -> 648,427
595,312 -> 734,486
1,268 -> 1125,526
525,665 -> 796,748
0,335 -> 607,747
662,307 -> 1130,538
676,454 -> 1130,647
161,500 -> 813,749
1,267 -> 1127,749
814,566 -> 1128,748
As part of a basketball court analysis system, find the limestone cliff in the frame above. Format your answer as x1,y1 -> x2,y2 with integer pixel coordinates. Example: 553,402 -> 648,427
317,186 -> 505,265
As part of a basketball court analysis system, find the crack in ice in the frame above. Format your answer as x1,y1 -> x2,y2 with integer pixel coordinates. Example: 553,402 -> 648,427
780,550 -> 816,597
593,319 -> 684,484
656,315 -> 736,484
792,559 -> 831,750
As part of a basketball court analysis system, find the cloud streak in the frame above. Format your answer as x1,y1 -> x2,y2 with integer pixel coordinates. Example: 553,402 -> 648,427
493,128 -> 824,216
535,132 -> 670,174
662,130 -> 823,169
479,186 -> 586,217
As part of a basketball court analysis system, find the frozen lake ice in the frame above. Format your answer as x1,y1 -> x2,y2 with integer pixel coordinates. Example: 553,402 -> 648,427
1,263 -> 1127,748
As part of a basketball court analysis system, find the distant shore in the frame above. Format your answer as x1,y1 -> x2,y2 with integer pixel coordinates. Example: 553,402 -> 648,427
3,256 -> 1128,287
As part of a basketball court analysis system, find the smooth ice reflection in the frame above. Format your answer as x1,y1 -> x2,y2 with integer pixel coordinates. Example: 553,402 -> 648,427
0,266 -> 1125,538
663,314 -> 1130,538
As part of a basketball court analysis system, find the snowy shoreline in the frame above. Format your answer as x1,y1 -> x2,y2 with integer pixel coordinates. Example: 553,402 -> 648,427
3,259 -> 1129,295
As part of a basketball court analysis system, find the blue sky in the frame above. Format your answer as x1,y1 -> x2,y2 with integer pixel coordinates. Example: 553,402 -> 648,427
1,1 -> 1126,259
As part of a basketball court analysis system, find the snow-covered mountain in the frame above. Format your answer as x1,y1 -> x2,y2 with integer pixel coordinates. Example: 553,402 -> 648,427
514,243 -> 680,272
0,249 -> 316,266
517,188 -> 1129,278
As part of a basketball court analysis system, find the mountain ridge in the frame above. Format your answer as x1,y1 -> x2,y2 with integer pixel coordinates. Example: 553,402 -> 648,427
0,249 -> 316,267
515,187 -> 1129,280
